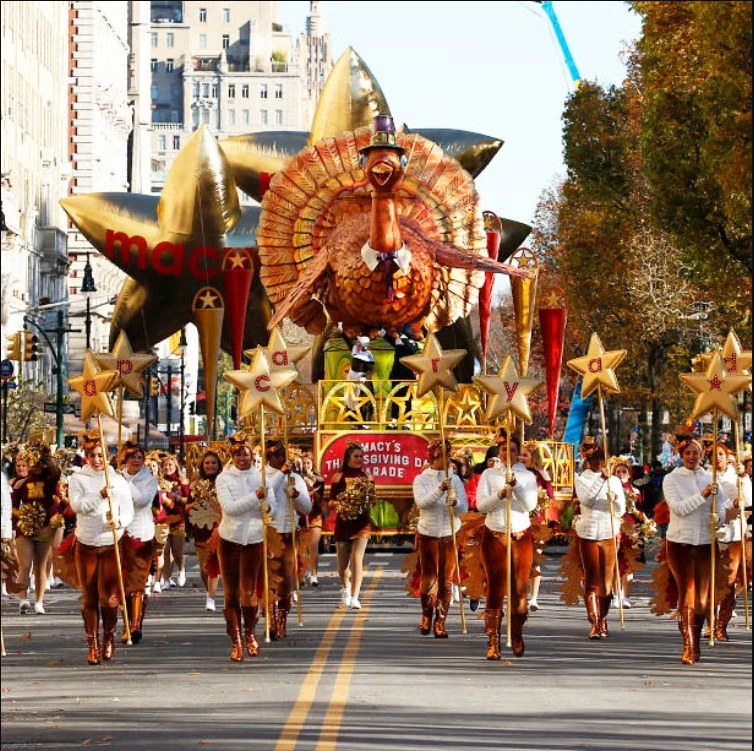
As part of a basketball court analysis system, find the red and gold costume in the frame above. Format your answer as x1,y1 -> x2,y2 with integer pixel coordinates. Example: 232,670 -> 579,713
329,469 -> 375,543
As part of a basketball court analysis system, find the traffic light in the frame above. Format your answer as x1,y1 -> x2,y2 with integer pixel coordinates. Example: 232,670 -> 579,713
150,376 -> 160,397
6,332 -> 22,361
23,331 -> 39,361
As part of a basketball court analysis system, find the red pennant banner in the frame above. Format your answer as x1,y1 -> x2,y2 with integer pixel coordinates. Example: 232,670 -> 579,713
222,249 -> 255,368
539,304 -> 568,437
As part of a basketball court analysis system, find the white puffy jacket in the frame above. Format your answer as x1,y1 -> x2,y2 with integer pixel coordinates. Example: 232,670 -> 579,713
574,469 -> 626,542
121,466 -> 159,542
718,465 -> 752,544
477,463 -> 538,535
413,467 -> 468,537
664,465 -> 728,546
267,468 -> 312,534
216,464 -> 276,545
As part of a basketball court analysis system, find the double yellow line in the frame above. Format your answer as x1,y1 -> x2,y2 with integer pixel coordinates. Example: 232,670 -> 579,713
273,567 -> 384,751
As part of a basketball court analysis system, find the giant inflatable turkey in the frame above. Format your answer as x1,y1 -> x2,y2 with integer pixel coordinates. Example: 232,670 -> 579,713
259,115 -> 533,338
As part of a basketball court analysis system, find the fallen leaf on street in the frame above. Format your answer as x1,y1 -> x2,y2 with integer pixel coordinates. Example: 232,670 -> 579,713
20,633 -> 31,641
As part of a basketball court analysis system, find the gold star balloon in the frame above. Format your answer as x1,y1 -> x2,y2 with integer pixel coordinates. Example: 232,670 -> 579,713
567,333 -> 627,399
68,350 -> 120,422
474,354 -> 544,424
225,347 -> 298,417
400,333 -> 466,397
94,331 -> 157,398
245,327 -> 309,375
680,350 -> 751,421
700,329 -> 752,391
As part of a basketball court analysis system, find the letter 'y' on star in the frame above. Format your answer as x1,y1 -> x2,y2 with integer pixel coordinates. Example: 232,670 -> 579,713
68,351 -> 120,422
567,333 -> 627,399
474,354 -> 543,424
225,347 -> 298,417
680,350 -> 751,421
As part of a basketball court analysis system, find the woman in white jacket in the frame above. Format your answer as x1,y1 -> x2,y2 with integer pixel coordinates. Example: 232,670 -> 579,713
574,438 -> 626,640
68,433 -> 134,665
119,442 -> 159,644
215,433 -> 276,662
663,429 -> 727,664
413,439 -> 468,639
714,443 -> 751,641
476,432 -> 538,659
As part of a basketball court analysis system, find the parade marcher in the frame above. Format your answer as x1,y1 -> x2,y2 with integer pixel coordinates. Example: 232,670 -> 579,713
265,440 -> 311,639
215,433 -> 276,662
68,432 -> 134,664
328,441 -> 376,611
519,441 -> 556,612
10,442 -> 62,614
159,454 -> 189,589
301,453 -> 325,586
715,443 -> 752,641
476,431 -> 538,658
412,439 -> 468,638
574,438 -> 626,640
186,450 -> 224,612
663,428 -> 728,664
119,441 -> 159,643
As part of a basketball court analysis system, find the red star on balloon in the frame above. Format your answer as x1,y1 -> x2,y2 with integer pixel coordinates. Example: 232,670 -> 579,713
474,354 -> 543,424
67,351 -> 120,422
680,350 -> 751,421
567,333 -> 627,398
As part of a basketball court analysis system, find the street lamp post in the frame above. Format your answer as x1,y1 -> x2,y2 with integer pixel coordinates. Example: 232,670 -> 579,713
178,328 -> 187,464
81,254 -> 97,350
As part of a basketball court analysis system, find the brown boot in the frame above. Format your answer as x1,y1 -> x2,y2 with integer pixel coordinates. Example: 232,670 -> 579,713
83,609 -> 100,665
225,606 -> 244,662
275,595 -> 292,640
434,598 -> 450,639
101,606 -> 119,661
129,593 -> 146,644
585,592 -> 601,640
268,601 -> 279,641
715,592 -> 736,642
242,605 -> 260,657
598,596 -> 611,639
679,607 -> 695,664
692,614 -> 704,663
419,595 -> 435,636
511,612 -> 528,657
121,596 -> 132,643
485,609 -> 503,660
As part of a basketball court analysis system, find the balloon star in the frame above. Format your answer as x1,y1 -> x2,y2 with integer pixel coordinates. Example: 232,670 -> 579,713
225,347 -> 298,417
68,351 -> 119,422
246,327 -> 309,375
220,47 -> 504,203
680,350 -> 751,421
94,331 -> 157,399
567,333 -> 627,399
474,354 -> 543,424
59,125 -> 267,355
400,333 -> 466,397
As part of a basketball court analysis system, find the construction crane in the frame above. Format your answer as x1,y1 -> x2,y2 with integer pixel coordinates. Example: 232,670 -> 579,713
533,1 -> 582,88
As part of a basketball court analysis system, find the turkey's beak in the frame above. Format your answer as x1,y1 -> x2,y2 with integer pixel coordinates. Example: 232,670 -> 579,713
370,161 -> 394,187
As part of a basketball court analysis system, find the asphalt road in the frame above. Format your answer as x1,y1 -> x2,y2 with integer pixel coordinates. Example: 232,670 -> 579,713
1,547 -> 751,751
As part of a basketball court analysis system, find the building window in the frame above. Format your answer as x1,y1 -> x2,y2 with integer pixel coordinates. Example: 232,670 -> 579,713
192,110 -> 200,126
173,135 -> 181,150
150,58 -> 158,72
241,84 -> 249,98
228,109 -> 235,126
158,135 -> 166,151
211,84 -> 218,98
222,8 -> 231,23
170,84 -> 181,99
202,83 -> 210,98
260,84 -> 268,99
228,84 -> 235,98
199,34 -> 207,49
242,109 -> 249,125
260,109 -> 268,125
222,34 -> 230,50
166,33 -> 174,48
274,84 -> 283,100
166,58 -> 174,72
274,109 -> 283,125
151,32 -> 158,48
201,109 -> 210,124
151,84 -> 158,100
193,82 -> 201,98
199,7 -> 207,23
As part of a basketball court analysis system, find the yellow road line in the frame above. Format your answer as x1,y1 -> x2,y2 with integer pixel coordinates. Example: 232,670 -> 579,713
315,567 -> 384,751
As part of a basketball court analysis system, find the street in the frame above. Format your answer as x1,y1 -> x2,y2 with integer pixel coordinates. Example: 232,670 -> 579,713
1,548 -> 751,751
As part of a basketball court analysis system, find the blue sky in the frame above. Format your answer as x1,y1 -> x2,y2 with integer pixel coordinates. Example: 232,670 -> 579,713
279,1 -> 643,228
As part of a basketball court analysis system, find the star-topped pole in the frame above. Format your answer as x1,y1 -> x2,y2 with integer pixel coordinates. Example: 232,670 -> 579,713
473,354 -> 543,426
399,333 -> 466,399
246,327 -> 310,377
700,329 -> 752,393
567,331 -> 628,629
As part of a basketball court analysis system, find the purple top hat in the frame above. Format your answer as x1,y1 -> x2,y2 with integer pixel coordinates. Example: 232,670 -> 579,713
360,114 -> 404,152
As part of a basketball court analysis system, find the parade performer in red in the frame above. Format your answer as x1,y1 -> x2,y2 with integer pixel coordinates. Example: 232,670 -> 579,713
159,453 -> 190,588
68,432 -> 134,665
574,438 -> 626,640
476,432 -> 538,658
328,441 -> 376,611
214,433 -> 276,662
119,441 -> 159,643
663,428 -> 728,663
413,439 -> 468,638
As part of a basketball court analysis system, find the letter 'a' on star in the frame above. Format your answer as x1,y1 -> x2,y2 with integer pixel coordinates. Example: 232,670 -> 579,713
399,333 -> 466,398
566,333 -> 627,399
94,331 -> 157,399
225,347 -> 298,417
68,350 -> 120,422
245,327 -> 309,375
474,353 -> 543,424
680,350 -> 751,422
